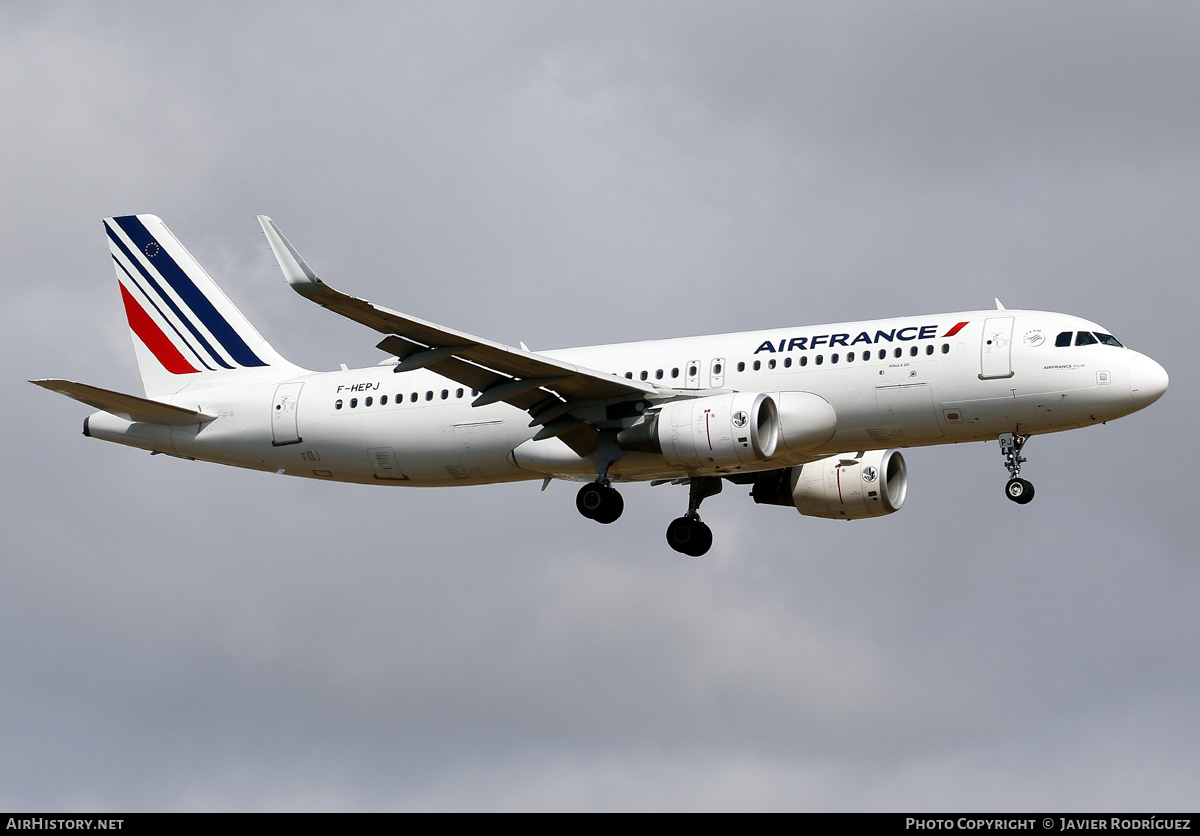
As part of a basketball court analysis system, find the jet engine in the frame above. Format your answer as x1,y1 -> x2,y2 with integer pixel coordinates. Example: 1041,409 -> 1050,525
751,449 -> 907,520
773,391 -> 837,454
617,392 -> 779,468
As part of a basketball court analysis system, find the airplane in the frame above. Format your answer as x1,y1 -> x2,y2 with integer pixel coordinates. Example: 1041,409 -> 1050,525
32,214 -> 1169,556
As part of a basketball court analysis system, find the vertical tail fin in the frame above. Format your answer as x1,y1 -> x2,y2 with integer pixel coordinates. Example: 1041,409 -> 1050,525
104,214 -> 296,397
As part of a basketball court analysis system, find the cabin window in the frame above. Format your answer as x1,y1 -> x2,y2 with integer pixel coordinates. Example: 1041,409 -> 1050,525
366,396 -> 374,407
425,391 -> 433,401
831,353 -> 839,364
941,344 -> 949,354
640,370 -> 648,381
671,367 -> 680,378
925,344 -> 934,355
847,352 -> 855,362
689,365 -> 698,376
800,356 -> 808,367
878,349 -> 887,360
441,389 -> 448,399
335,399 -> 343,410
1055,331 -> 1073,347
1075,331 -> 1098,346
380,395 -> 388,405
410,392 -> 418,402
910,346 -> 919,357
768,358 -> 776,369
625,372 -> 632,379
737,362 -> 745,372
457,388 -> 464,398
894,348 -> 902,358
753,360 -> 761,371
350,398 -> 358,408
713,363 -> 722,375
655,369 -> 663,380
784,357 -> 792,368
815,355 -> 824,366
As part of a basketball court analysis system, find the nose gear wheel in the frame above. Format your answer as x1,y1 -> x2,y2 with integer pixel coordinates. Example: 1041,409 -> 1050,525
1005,477 -> 1035,504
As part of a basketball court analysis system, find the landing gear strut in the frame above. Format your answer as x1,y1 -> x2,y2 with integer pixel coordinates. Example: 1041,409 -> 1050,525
999,432 -> 1035,505
666,477 -> 721,557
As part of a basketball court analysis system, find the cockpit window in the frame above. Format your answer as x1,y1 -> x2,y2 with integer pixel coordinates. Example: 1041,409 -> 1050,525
1055,331 -> 1072,347
1095,332 -> 1123,347
1075,331 -> 1098,346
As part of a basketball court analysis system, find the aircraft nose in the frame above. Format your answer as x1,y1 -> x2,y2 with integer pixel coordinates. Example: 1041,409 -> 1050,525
1129,353 -> 1169,408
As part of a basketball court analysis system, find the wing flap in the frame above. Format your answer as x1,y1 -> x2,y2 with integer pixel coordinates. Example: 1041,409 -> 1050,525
30,379 -> 216,425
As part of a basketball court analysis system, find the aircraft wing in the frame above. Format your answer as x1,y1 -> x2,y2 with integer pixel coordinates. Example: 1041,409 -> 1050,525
258,216 -> 657,453
30,379 -> 216,425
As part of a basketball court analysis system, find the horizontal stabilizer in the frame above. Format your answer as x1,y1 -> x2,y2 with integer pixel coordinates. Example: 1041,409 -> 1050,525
30,379 -> 216,425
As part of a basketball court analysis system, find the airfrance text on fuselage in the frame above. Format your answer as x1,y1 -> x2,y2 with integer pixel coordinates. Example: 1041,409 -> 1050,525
752,322 -> 969,355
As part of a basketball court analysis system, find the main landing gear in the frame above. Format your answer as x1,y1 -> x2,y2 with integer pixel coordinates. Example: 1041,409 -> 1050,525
666,477 -> 722,557
573,434 -> 722,556
576,480 -> 624,524
999,431 -> 1035,505
577,434 -> 625,524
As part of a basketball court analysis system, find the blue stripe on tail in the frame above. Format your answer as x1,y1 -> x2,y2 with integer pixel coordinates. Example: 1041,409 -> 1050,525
106,223 -> 233,370
111,215 -> 267,368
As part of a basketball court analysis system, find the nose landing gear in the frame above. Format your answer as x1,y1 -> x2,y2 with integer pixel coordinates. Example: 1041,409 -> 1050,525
999,432 -> 1035,505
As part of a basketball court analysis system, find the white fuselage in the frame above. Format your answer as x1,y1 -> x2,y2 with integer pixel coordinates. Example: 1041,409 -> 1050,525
84,308 -> 1165,486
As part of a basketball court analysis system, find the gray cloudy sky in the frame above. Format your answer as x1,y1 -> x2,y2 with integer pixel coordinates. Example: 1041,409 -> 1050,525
3,1 -> 1198,811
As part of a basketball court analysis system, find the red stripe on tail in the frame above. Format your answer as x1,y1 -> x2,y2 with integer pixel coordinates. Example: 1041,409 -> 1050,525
118,283 -> 199,374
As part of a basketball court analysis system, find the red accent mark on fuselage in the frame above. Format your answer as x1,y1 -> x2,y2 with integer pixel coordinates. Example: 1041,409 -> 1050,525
943,321 -> 969,338
118,282 -> 198,374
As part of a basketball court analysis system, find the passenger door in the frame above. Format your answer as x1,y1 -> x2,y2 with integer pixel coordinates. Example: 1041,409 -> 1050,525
271,382 -> 304,446
980,317 -> 1015,379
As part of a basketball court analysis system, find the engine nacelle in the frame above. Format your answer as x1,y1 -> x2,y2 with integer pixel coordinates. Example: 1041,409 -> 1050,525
773,391 -> 837,454
617,392 -> 779,468
751,449 -> 907,520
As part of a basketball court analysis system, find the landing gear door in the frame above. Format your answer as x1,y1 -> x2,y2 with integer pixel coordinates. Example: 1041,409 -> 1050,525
980,317 -> 1015,379
272,382 -> 304,446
